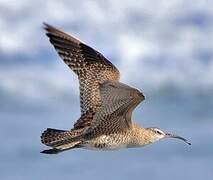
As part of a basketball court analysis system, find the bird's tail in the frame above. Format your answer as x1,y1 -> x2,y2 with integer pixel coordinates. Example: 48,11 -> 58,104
40,128 -> 82,154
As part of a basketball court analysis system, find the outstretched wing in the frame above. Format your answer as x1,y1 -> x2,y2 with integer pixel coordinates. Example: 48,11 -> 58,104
83,82 -> 145,135
44,23 -> 120,114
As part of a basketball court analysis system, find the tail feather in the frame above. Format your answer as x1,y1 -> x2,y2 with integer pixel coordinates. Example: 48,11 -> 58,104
41,128 -> 82,153
41,128 -> 68,146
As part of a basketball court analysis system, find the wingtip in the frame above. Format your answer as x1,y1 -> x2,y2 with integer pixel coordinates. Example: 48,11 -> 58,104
42,22 -> 55,32
40,148 -> 60,154
43,22 -> 49,29
43,22 -> 47,27
42,22 -> 82,44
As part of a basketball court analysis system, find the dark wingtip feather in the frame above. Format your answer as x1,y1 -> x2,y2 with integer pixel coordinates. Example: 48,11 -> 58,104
40,148 -> 61,154
43,22 -> 55,39
42,22 -> 81,44
43,22 -> 53,31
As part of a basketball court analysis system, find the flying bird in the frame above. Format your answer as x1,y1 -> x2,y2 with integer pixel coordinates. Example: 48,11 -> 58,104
41,23 -> 191,154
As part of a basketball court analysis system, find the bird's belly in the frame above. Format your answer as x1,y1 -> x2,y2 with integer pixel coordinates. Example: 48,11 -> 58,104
81,134 -> 129,151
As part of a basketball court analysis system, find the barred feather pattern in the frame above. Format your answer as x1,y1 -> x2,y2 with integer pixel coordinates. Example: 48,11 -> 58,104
73,110 -> 95,130
41,23 -> 147,153
82,82 -> 145,138
41,128 -> 82,147
44,23 -> 120,114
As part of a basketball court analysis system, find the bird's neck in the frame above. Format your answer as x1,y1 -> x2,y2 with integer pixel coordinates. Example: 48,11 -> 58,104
128,124 -> 154,147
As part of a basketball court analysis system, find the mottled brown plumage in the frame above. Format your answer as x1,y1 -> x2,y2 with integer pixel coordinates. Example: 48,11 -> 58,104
44,23 -> 119,115
41,23 -> 190,154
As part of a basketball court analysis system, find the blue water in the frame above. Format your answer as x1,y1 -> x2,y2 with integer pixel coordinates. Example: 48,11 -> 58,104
1,86 -> 212,180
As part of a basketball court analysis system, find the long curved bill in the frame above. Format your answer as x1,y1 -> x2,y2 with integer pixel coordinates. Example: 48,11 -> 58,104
165,133 -> 191,145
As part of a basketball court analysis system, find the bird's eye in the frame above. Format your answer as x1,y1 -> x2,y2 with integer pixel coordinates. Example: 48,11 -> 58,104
156,130 -> 162,134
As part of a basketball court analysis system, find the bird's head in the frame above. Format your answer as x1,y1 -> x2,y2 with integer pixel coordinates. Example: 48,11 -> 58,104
146,127 -> 191,145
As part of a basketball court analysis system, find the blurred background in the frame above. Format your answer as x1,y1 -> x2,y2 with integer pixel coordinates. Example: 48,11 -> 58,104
0,0 -> 213,180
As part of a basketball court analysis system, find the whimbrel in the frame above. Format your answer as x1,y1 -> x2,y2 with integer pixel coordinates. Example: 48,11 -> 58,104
41,23 -> 191,154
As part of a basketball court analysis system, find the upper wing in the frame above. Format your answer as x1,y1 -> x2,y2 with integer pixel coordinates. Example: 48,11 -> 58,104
83,82 -> 145,135
44,23 -> 120,114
